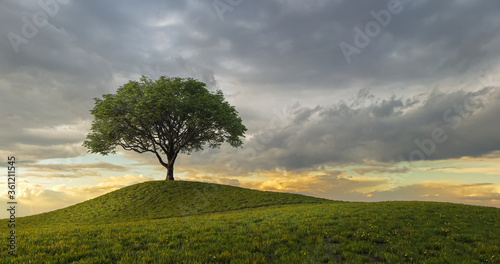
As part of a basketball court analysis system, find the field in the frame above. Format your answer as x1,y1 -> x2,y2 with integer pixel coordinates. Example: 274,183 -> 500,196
1,181 -> 499,263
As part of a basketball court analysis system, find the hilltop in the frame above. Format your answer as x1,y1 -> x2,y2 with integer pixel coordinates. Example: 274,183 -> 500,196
20,180 -> 330,226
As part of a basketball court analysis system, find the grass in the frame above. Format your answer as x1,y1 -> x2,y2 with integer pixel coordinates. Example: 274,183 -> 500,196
1,181 -> 499,263
17,181 -> 328,226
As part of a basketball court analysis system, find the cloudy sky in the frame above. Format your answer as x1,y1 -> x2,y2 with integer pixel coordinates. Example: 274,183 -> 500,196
2,0 -> 500,218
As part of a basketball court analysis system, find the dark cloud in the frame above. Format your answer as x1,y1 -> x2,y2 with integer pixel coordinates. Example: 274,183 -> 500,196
1,0 -> 500,177
219,88 -> 500,172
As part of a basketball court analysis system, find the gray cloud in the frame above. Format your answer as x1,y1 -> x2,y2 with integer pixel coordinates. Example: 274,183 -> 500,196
218,87 -> 500,172
1,0 -> 500,178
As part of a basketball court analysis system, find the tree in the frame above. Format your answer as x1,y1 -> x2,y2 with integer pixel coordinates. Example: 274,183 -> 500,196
83,76 -> 247,180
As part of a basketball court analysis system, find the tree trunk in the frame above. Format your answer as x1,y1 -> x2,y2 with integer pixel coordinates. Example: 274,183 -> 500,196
165,162 -> 174,180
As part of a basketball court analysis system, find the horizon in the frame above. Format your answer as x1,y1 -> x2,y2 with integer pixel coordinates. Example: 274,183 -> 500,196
2,0 -> 500,219
2,179 -> 499,221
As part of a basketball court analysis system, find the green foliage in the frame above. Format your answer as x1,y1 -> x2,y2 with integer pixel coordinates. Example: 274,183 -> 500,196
2,182 -> 499,263
83,76 -> 247,179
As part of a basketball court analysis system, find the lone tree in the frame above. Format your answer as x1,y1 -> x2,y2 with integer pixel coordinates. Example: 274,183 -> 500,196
83,76 -> 246,180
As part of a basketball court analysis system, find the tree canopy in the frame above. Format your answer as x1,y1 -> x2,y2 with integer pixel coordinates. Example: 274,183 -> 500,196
83,76 -> 247,180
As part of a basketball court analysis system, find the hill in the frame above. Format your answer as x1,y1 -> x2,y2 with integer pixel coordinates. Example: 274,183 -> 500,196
19,180 -> 330,226
2,181 -> 499,263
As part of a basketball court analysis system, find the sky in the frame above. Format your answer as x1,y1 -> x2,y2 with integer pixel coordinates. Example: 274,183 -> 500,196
1,0 -> 500,218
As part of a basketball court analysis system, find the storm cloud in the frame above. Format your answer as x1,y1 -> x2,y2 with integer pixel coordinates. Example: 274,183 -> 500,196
1,0 -> 500,210
214,87 -> 499,172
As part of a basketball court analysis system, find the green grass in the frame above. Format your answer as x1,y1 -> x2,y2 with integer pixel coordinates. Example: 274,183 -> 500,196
18,181 -> 328,226
2,181 -> 499,263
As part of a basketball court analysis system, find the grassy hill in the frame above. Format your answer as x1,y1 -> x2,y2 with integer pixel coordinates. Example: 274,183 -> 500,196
19,180 -> 329,226
2,181 -> 499,263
